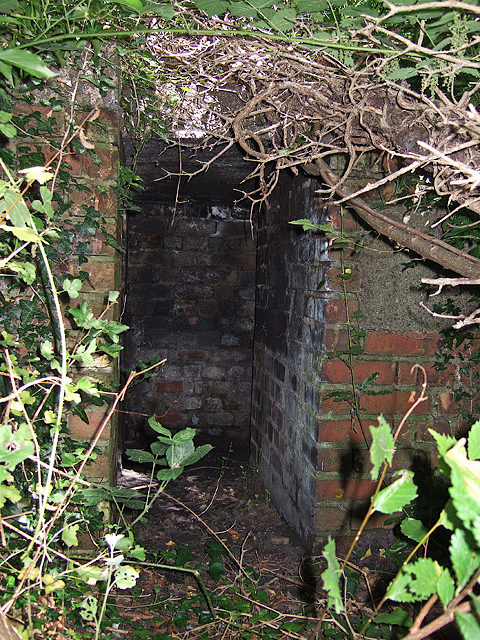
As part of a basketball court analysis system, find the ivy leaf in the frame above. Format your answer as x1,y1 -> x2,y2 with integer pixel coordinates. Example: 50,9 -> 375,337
114,565 -> 139,589
207,559 -> 225,582
321,537 -> 343,613
0,423 -> 34,468
400,517 -> 428,543
63,278 -> 82,299
369,415 -> 394,480
76,377 -> 100,397
373,470 -> 417,515
450,527 -> 480,591
468,420 -> 480,460
62,523 -> 79,547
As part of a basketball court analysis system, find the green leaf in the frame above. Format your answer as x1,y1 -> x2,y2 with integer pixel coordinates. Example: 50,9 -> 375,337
1,189 -> 32,227
374,609 -> 412,627
321,537 -> 343,613
0,0 -> 19,13
408,558 -> 441,598
0,482 -> 21,508
156,467 -> 183,481
207,559 -> 225,582
130,545 -> 146,561
386,67 -> 418,81
115,565 -> 139,589
108,290 -> 120,303
468,421 -> 480,460
0,422 -> 34,468
76,377 -> 100,397
172,427 -> 196,443
109,0 -> 143,12
386,571 -> 418,603
167,440 -> 194,468
369,415 -> 394,480
18,166 -> 54,184
400,517 -> 428,543
0,48 -> 56,79
450,527 -> 480,591
148,416 -> 171,436
444,441 -> 480,530
193,0 -> 229,16
126,448 -> 155,463
71,487 -> 110,505
142,3 -> 175,18
150,441 -> 167,456
79,595 -> 98,621
63,278 -> 82,299
6,259 -> 36,284
183,443 -> 213,466
4,226 -> 41,242
456,611 -> 480,640
437,568 -> 455,607
373,470 -> 417,515
62,523 -> 79,547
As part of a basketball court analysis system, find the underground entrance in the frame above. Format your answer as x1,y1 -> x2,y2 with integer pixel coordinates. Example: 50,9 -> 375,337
120,139 -> 327,548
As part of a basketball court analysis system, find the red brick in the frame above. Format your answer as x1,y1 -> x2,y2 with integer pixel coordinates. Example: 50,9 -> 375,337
156,381 -> 183,393
84,452 -> 111,482
69,146 -> 119,180
397,361 -> 455,386
325,298 -> 359,323
177,351 -> 205,361
320,393 -> 351,413
354,511 -> 396,530
317,478 -> 377,501
324,328 -> 349,351
318,420 -> 373,444
159,413 -> 184,425
361,390 -> 431,416
314,505 -> 349,532
416,420 -> 452,443
364,331 -> 439,356
322,360 -> 395,385
436,391 -> 459,415
85,259 -> 115,290
328,207 -> 358,232
68,411 -> 110,439
317,447 -> 370,473
325,266 -> 361,291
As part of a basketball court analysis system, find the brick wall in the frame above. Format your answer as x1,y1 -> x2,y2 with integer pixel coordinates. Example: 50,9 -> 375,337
122,199 -> 256,448
252,159 -> 461,550
12,96 -> 122,485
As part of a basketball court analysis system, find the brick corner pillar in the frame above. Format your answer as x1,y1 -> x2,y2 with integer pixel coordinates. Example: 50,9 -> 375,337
315,199 -> 460,547
66,107 -> 122,485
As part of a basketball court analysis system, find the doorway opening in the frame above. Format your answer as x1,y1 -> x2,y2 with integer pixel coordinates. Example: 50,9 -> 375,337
120,142 -> 257,458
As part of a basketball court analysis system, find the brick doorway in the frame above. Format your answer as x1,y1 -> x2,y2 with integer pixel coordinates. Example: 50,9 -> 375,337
120,142 -> 258,456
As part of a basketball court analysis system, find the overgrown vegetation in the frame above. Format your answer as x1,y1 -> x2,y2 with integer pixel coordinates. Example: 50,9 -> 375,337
2,0 -> 480,638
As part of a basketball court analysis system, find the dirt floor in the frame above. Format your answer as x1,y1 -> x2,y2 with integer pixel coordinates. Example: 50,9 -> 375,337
115,440 -> 461,640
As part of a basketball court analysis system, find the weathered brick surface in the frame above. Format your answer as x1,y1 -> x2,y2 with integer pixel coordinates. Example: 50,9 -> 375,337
122,199 -> 256,445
